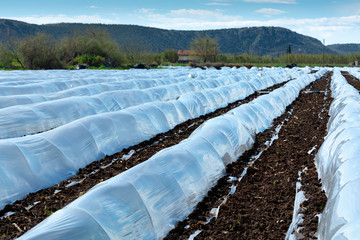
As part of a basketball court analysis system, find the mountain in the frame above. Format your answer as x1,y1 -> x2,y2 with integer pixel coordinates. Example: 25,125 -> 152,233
0,19 -> 337,56
327,44 -> 360,55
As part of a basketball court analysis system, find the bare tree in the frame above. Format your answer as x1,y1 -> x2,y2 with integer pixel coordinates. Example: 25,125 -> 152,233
191,36 -> 219,63
121,42 -> 148,65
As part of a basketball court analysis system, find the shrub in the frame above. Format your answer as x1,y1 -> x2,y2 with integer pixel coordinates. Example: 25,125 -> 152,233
74,54 -> 105,67
162,50 -> 179,63
20,33 -> 64,69
60,29 -> 124,67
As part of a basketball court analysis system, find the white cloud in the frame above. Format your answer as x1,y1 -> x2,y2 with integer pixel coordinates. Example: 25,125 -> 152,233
205,0 -> 232,6
166,9 -> 241,21
4,15 -> 118,25
138,8 -> 155,14
244,0 -> 297,4
134,9 -> 360,44
255,8 -> 286,15
3,9 -> 360,44
89,5 -> 98,9
206,2 -> 232,6
336,2 -> 360,15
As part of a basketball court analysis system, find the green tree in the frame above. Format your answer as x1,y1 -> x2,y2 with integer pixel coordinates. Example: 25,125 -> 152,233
286,44 -> 292,63
190,36 -> 219,63
0,40 -> 25,69
0,43 -> 15,68
20,33 -> 63,69
286,45 -> 292,54
162,50 -> 179,63
60,29 -> 123,67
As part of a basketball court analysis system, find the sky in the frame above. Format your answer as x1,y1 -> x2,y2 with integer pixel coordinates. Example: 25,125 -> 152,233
1,0 -> 360,45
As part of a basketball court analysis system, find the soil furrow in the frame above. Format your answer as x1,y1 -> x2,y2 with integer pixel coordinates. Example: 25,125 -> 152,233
165,72 -> 332,240
341,71 -> 360,90
0,80 -> 289,239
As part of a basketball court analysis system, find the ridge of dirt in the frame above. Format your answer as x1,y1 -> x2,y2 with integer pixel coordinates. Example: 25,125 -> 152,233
0,80 -> 290,239
165,72 -> 332,240
297,73 -> 331,239
341,71 -> 360,90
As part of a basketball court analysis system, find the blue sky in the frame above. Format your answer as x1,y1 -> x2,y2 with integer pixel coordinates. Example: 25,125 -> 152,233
1,0 -> 360,44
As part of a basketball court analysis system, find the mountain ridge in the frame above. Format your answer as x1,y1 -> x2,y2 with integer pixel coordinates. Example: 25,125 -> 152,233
327,43 -> 360,55
0,19 -> 351,56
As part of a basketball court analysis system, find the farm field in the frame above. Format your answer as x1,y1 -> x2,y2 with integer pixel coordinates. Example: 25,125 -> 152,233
0,67 -> 303,209
0,72 -> 291,239
0,67 -> 359,239
166,71 -> 332,239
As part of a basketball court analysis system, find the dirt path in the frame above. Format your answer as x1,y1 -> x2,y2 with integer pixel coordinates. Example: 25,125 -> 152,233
0,80 -> 290,239
165,72 -> 332,239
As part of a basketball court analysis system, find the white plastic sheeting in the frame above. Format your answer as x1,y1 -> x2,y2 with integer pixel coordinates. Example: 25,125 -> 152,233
316,69 -> 360,240
0,68 -> 306,209
0,69 -> 187,96
0,72 -> 294,139
348,68 -> 360,81
0,68 -> 302,108
18,69 -> 327,240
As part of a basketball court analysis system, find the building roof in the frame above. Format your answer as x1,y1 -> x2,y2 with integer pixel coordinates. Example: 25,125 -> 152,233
178,50 -> 194,56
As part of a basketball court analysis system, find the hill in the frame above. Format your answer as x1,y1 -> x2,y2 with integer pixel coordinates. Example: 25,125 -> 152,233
327,44 -> 360,55
0,19 -> 336,56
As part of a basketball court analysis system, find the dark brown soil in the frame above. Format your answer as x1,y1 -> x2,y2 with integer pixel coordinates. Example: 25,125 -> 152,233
165,72 -> 332,240
0,80 -> 289,239
342,71 -> 360,90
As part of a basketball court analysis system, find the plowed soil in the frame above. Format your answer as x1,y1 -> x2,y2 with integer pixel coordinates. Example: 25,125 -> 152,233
0,80 -> 289,239
165,72 -> 332,239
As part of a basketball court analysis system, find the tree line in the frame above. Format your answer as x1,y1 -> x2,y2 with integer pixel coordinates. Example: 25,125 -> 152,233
0,30 -> 359,70
0,29 -> 176,70
195,37 -> 360,66
215,52 -> 360,65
